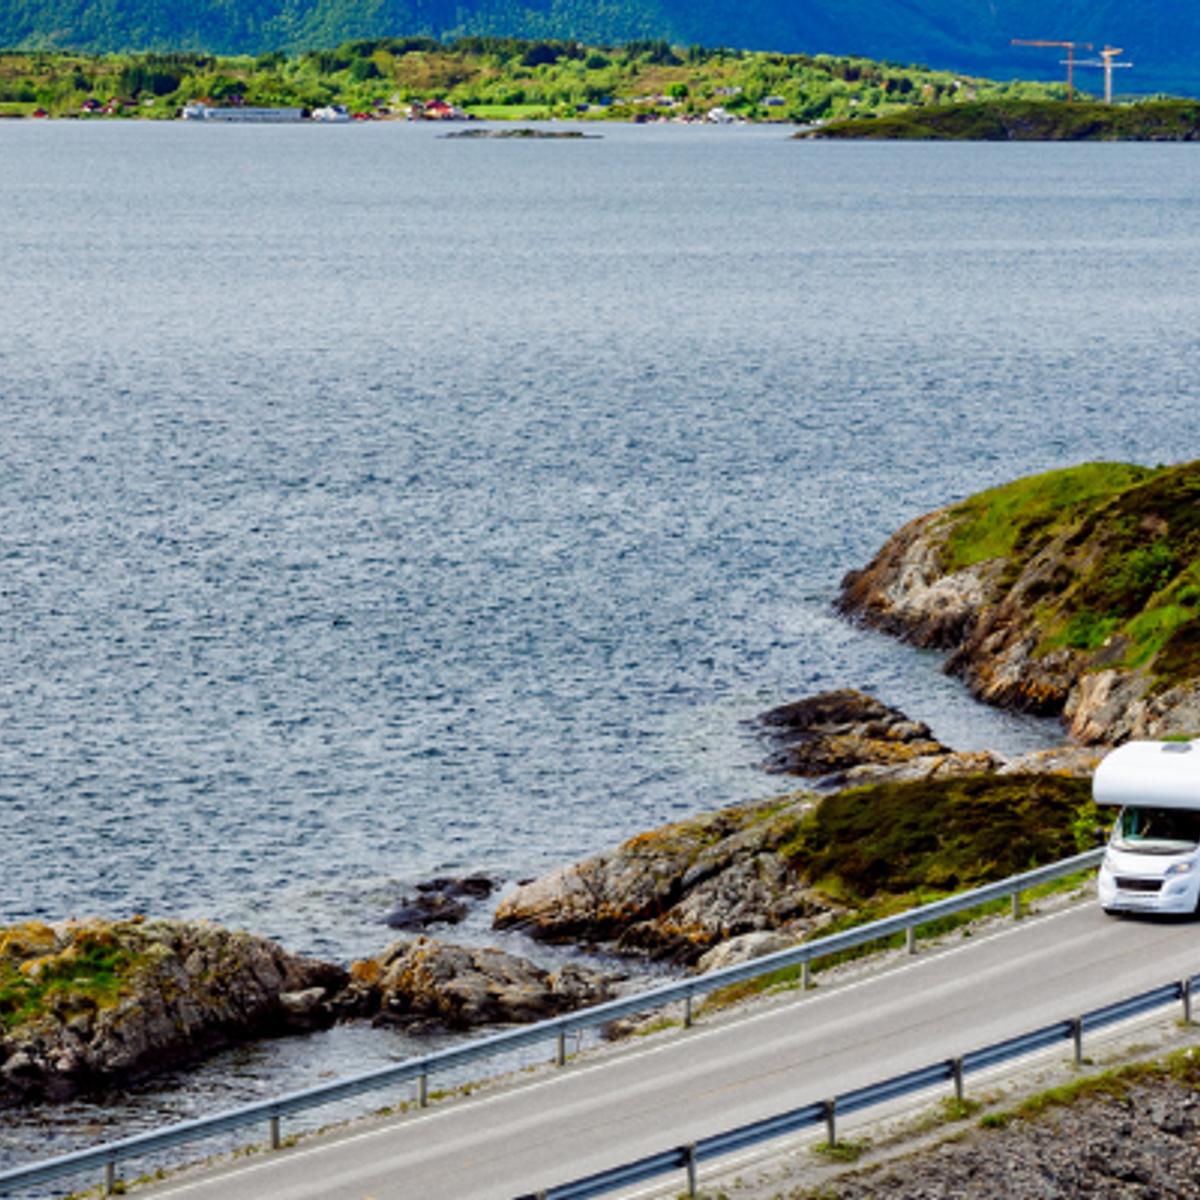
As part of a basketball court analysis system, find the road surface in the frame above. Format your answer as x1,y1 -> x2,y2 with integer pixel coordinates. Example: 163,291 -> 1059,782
138,904 -> 1200,1199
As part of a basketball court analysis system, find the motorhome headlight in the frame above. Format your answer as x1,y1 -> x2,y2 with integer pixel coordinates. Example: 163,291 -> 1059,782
1102,852 -> 1117,873
1165,860 -> 1197,877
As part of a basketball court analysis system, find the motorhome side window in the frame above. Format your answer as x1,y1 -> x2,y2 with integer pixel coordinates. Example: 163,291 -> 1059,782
1114,806 -> 1200,852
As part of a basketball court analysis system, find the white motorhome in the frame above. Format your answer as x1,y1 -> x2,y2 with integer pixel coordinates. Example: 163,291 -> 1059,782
1095,739 -> 1200,915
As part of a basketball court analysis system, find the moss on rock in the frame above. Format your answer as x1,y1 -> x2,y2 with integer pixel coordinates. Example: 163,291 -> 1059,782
0,918 -> 347,1105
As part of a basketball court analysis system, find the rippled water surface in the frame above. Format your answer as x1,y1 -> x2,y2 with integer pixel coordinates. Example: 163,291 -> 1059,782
2,121 -> 1200,1162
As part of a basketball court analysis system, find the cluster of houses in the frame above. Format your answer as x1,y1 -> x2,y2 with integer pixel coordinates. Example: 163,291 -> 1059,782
22,89 -> 789,123
406,98 -> 470,120
176,97 -> 472,122
181,100 -> 384,122
79,96 -> 134,115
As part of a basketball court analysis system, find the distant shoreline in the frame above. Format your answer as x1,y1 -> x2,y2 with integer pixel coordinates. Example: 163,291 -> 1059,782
801,97 -> 1200,141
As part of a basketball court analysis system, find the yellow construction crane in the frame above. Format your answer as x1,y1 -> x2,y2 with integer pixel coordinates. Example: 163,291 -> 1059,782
1010,38 -> 1093,100
1073,46 -> 1134,104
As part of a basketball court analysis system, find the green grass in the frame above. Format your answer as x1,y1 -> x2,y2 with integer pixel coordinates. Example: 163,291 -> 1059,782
975,1051 -> 1200,1132
881,457 -> 1200,694
0,925 -> 137,1031
812,1137 -> 871,1163
939,461 -> 1153,572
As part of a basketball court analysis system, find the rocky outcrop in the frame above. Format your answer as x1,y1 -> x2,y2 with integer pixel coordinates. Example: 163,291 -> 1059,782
334,937 -> 614,1031
494,689 -> 1098,965
0,913 -> 618,1102
751,689 -> 949,776
695,930 -> 799,973
838,461 -> 1200,743
831,743 -> 1102,789
493,795 -> 834,964
384,876 -> 498,931
0,918 -> 347,1105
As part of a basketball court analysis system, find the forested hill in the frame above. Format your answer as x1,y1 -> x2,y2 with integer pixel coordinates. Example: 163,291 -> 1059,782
3,0 -> 1198,97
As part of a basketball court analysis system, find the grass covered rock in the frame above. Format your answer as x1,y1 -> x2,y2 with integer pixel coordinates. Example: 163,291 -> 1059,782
494,767 -> 1096,964
839,460 -> 1200,742
0,917 -> 346,1104
802,98 -> 1200,141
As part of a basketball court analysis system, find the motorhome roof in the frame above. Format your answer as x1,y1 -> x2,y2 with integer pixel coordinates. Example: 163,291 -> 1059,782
1093,739 -> 1200,809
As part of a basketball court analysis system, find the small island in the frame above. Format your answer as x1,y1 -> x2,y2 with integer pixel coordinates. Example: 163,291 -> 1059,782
800,97 -> 1200,140
442,127 -> 600,138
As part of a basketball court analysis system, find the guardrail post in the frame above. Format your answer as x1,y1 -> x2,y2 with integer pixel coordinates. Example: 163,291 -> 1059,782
683,1142 -> 697,1197
684,993 -> 693,1028
1072,1017 -> 1083,1067
1012,890 -> 1022,920
270,1115 -> 281,1151
952,1056 -> 964,1105
905,924 -> 916,955
418,1069 -> 429,1108
1183,978 -> 1193,1025
802,959 -> 812,990
556,1028 -> 567,1067
824,1098 -> 837,1147
104,1160 -> 116,1196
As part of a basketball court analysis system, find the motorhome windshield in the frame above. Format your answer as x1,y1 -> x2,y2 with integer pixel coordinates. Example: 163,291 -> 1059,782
1113,805 -> 1200,853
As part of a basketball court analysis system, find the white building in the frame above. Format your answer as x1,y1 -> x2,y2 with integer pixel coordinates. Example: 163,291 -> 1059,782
181,103 -> 304,122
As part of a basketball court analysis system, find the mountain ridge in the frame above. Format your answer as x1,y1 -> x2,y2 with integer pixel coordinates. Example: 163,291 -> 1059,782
3,0 -> 1198,97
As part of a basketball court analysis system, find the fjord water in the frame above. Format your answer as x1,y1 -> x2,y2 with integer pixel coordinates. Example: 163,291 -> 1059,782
5,120 -> 1200,949
3,121 -> 1200,1156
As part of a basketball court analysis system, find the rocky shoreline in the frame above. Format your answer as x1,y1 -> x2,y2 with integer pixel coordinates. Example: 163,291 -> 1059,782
0,690 -> 1097,1107
0,918 -> 345,1105
14,460 -> 1196,1111
0,916 -> 613,1107
495,689 -> 1100,966
838,460 -> 1200,743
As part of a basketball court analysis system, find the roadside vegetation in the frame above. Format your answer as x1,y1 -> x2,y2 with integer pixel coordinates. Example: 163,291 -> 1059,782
786,773 -> 1095,902
696,773 -> 1097,1013
0,39 -> 1065,120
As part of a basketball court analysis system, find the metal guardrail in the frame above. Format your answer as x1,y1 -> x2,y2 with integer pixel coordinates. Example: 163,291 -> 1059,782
518,969 -> 1200,1200
0,847 -> 1103,1197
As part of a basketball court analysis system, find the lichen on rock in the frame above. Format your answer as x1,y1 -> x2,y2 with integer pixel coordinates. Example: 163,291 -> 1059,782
335,937 -> 614,1031
751,688 -> 950,776
0,918 -> 347,1105
493,794 -> 832,964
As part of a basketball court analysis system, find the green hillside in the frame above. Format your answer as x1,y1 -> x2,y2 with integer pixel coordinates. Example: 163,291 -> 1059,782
1,0 -> 1197,98
0,40 -> 1063,121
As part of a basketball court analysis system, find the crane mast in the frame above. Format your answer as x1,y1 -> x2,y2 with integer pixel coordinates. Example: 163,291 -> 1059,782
1010,38 -> 1092,100
1073,47 -> 1134,104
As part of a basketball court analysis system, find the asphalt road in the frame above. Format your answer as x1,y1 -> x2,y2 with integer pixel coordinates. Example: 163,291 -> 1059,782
140,903 -> 1200,1200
